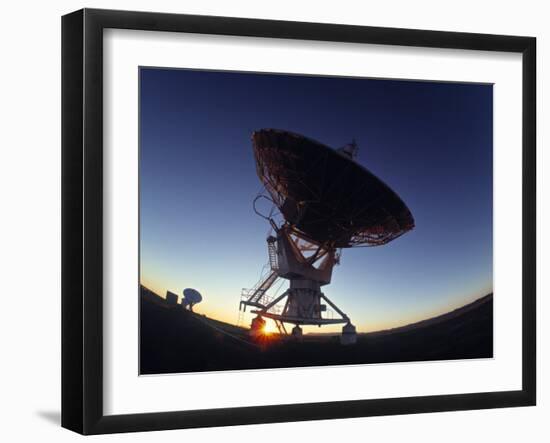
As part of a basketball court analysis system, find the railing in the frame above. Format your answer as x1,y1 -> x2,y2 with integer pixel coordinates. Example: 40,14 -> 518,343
241,288 -> 282,314
238,288 -> 284,327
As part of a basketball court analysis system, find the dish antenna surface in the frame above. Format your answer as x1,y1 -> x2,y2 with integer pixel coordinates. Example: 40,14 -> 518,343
253,129 -> 414,247
239,129 -> 414,344
182,288 -> 203,312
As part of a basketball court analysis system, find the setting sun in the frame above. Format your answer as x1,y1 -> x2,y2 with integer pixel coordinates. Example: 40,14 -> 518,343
262,321 -> 277,335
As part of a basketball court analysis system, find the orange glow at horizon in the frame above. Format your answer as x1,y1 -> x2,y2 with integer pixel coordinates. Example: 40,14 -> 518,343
139,273 -> 492,335
262,320 -> 278,334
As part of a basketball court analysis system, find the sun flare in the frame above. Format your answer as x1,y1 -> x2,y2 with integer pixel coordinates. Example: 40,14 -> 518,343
262,321 -> 277,335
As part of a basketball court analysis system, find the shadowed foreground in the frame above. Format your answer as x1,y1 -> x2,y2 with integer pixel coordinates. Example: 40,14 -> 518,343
140,287 -> 493,374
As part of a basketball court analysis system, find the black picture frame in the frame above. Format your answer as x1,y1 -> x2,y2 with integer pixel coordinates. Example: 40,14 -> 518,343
61,8 -> 536,435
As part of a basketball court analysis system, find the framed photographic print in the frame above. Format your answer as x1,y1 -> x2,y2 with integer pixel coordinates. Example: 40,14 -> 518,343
61,8 -> 536,435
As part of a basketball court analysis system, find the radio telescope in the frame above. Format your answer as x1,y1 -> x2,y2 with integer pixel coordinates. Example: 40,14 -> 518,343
182,288 -> 203,312
239,129 -> 414,344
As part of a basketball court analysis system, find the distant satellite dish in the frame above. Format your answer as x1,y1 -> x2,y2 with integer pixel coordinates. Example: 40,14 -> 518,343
183,288 -> 203,303
182,288 -> 203,311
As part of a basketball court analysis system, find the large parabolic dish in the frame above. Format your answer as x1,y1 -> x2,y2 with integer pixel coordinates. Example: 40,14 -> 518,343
252,129 -> 415,248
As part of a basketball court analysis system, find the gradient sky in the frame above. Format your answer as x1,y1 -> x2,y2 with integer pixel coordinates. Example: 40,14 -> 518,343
139,67 -> 493,333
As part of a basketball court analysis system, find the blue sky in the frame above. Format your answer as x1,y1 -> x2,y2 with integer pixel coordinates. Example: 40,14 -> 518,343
139,67 -> 493,332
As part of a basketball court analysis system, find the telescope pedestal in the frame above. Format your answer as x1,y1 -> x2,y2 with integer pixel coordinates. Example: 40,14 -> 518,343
251,284 -> 350,326
340,323 -> 357,345
291,325 -> 303,341
241,227 -> 353,341
249,315 -> 266,339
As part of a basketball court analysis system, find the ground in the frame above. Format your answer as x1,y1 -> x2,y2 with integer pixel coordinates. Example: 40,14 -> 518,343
140,286 -> 493,374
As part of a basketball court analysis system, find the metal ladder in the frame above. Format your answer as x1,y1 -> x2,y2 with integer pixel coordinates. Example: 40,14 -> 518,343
267,236 -> 278,270
237,236 -> 285,331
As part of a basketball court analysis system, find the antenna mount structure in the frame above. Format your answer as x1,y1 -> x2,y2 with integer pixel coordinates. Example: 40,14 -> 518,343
240,129 -> 415,345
